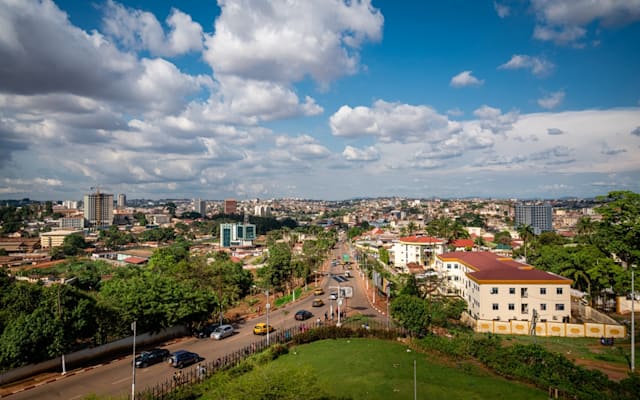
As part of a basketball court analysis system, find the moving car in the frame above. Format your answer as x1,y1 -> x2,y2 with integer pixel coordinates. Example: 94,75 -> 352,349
135,348 -> 170,368
253,322 -> 275,335
312,298 -> 324,307
314,287 -> 324,296
168,350 -> 201,368
211,324 -> 234,340
295,310 -> 313,321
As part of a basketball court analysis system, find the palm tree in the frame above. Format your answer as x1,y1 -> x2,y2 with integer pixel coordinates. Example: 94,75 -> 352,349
576,216 -> 596,244
517,224 -> 535,263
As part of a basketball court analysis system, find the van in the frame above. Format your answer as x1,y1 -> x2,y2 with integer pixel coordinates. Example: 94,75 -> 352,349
169,350 -> 201,368
211,324 -> 234,340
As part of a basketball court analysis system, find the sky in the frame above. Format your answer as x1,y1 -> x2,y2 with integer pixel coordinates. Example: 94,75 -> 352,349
1,0 -> 639,201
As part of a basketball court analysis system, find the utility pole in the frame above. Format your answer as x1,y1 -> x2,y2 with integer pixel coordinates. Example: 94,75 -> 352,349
57,284 -> 66,375
131,321 -> 136,400
632,264 -> 636,373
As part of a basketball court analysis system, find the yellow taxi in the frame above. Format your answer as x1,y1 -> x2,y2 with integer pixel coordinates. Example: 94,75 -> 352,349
312,298 -> 324,307
314,287 -> 324,296
253,322 -> 275,335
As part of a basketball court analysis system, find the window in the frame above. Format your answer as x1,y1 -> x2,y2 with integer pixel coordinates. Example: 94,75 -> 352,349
492,303 -> 499,310
491,287 -> 499,294
454,276 -> 459,281
556,288 -> 563,295
509,288 -> 515,295
540,303 -> 547,311
540,288 -> 547,295
521,288 -> 528,298
555,304 -> 565,311
508,303 -> 515,311
447,264 -> 452,269
454,264 -> 459,269
521,304 -> 529,314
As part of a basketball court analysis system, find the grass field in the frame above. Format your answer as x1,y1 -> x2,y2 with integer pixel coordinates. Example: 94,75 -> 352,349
260,338 -> 547,399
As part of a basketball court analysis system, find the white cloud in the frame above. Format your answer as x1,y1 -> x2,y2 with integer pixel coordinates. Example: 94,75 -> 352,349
494,2 -> 511,18
203,0 -> 383,85
498,54 -> 555,77
275,135 -> 331,160
450,71 -> 484,88
547,128 -> 565,135
343,145 -> 380,161
538,90 -> 565,109
473,105 -> 519,134
631,126 -> 640,136
330,100 -> 453,143
102,1 -> 203,57
530,0 -> 640,46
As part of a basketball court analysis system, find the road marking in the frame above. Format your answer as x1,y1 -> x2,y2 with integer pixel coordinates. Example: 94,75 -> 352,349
111,376 -> 131,385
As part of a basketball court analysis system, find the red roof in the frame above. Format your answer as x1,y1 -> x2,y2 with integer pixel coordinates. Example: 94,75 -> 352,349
123,256 -> 148,265
438,251 -> 571,284
451,239 -> 474,248
399,236 -> 444,244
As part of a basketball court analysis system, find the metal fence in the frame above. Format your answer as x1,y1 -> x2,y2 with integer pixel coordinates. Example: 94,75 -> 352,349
135,321 -> 404,400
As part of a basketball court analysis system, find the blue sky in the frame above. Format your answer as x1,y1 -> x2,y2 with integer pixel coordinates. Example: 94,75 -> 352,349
1,0 -> 639,201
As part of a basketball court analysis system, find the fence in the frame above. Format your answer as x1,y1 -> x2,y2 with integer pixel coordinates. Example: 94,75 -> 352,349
136,320 -> 406,400
471,318 -> 626,338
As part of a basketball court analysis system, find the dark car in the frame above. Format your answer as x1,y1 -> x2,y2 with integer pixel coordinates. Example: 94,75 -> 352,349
135,348 -> 170,368
295,310 -> 313,321
193,323 -> 220,338
169,350 -> 201,368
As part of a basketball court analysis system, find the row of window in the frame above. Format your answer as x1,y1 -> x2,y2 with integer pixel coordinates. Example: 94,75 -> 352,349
490,287 -> 563,295
492,303 -> 565,312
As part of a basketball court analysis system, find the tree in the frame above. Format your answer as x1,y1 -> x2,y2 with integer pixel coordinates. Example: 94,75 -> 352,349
595,191 -> 640,266
517,224 -> 535,263
379,247 -> 390,265
576,216 -> 596,244
133,212 -> 148,226
494,230 -> 512,246
426,217 -> 469,243
165,202 -> 177,217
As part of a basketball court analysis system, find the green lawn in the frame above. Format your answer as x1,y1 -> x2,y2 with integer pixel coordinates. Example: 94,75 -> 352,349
502,335 -> 632,366
263,338 -> 546,400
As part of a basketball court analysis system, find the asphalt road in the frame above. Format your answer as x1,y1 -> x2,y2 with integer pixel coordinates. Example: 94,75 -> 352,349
4,242 -> 380,399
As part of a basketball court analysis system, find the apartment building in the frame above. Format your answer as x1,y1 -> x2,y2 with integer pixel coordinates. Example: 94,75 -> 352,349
435,252 -> 571,323
393,236 -> 445,271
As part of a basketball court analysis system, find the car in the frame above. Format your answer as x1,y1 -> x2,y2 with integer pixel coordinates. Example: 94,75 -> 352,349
329,292 -> 338,300
211,324 -> 234,340
312,298 -> 324,307
314,287 -> 324,296
168,350 -> 201,369
344,271 -> 351,278
193,323 -> 220,338
135,348 -> 170,368
253,322 -> 275,335
295,310 -> 313,321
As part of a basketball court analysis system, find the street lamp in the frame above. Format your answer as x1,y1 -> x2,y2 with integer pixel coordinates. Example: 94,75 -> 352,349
386,283 -> 392,329
265,287 -> 271,346
632,264 -> 637,373
131,321 -> 136,400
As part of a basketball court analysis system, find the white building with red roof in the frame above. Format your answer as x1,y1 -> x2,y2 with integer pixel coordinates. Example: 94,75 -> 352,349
435,252 -> 572,323
393,235 -> 446,272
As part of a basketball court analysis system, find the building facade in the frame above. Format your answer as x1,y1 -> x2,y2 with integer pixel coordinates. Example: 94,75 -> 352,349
193,199 -> 206,216
515,203 -> 553,234
83,193 -> 114,229
59,217 -> 85,230
392,236 -> 446,271
219,222 -> 256,247
117,193 -> 127,208
40,230 -> 84,248
435,252 -> 571,323
224,199 -> 237,214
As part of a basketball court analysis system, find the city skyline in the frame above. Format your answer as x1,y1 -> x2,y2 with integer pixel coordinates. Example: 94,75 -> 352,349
1,0 -> 640,201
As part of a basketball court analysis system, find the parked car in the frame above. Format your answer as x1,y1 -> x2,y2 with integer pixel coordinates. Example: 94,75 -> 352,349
168,350 -> 201,368
295,310 -> 313,321
253,322 -> 275,335
135,348 -> 170,368
312,298 -> 324,307
344,271 -> 351,278
329,292 -> 338,300
193,323 -> 219,338
211,324 -> 234,340
314,287 -> 324,296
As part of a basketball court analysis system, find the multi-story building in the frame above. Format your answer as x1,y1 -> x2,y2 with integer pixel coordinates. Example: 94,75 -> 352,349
219,222 -> 256,247
117,193 -> 127,208
59,217 -> 85,230
254,204 -> 272,217
83,192 -> 114,229
435,252 -> 571,323
393,236 -> 445,271
515,202 -> 553,234
193,198 -> 206,216
224,199 -> 237,214
40,230 -> 84,248
62,200 -> 79,209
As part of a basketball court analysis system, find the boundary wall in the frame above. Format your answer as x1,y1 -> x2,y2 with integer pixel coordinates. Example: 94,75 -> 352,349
472,318 -> 625,338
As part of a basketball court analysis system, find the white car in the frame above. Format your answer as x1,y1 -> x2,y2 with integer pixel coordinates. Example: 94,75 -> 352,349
211,324 -> 234,340
329,292 -> 338,300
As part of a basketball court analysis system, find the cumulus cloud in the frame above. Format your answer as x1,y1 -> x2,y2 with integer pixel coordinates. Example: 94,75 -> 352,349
330,100 -> 453,143
102,1 -> 204,57
203,0 -> 383,85
547,128 -> 564,135
473,105 -> 519,134
450,70 -> 484,88
631,126 -> 640,136
538,90 -> 565,109
498,54 -> 555,77
600,144 -> 627,156
494,2 -> 511,18
275,135 -> 331,160
342,145 -> 380,161
530,0 -> 640,46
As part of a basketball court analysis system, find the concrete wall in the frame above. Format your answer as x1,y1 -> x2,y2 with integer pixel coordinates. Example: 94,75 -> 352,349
0,326 -> 187,386
473,318 -> 625,338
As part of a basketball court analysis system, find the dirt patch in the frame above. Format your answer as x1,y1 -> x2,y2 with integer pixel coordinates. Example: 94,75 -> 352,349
573,357 -> 629,381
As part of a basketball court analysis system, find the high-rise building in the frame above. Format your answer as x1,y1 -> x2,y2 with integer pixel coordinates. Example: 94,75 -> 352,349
83,192 -> 114,229
194,198 -> 206,216
224,199 -> 237,214
117,193 -> 127,208
62,200 -> 79,209
254,204 -> 272,217
515,203 -> 553,234
219,222 -> 256,247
